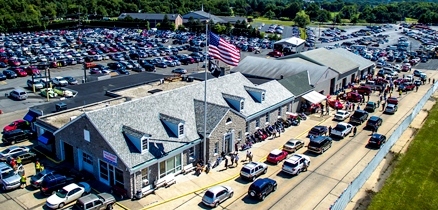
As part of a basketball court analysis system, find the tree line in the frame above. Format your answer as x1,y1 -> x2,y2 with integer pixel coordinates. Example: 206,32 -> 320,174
0,0 -> 438,32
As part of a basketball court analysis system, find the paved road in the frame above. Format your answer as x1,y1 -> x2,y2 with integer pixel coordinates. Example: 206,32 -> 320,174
145,69 -> 438,210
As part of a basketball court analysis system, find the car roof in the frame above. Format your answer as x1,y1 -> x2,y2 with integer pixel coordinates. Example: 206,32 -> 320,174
286,139 -> 300,144
77,193 -> 98,203
310,136 -> 331,143
367,101 -> 375,105
270,149 -> 283,155
371,133 -> 385,139
252,178 -> 275,187
207,185 -> 227,194
337,122 -> 350,126
243,162 -> 260,169
63,183 -> 80,191
369,116 -> 381,120
312,125 -> 326,129
286,154 -> 303,163
387,104 -> 396,107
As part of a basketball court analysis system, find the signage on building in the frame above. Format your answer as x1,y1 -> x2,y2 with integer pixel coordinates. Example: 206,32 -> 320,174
103,150 -> 118,166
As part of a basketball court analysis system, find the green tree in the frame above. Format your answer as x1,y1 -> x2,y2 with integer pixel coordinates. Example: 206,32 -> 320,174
264,10 -> 275,19
350,15 -> 358,25
339,5 -> 357,19
305,3 -> 320,20
294,10 -> 310,28
359,5 -> 375,23
317,9 -> 331,23
284,1 -> 303,20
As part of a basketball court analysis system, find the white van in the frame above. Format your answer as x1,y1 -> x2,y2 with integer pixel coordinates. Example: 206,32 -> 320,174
93,55 -> 103,61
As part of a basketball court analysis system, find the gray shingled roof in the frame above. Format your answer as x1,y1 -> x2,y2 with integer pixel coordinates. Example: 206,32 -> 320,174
217,16 -> 247,23
118,13 -> 180,20
194,100 -> 230,135
122,125 -> 151,139
279,57 -> 339,85
331,48 -> 375,71
232,56 -> 333,85
85,73 -> 293,168
278,71 -> 313,96
182,11 -> 225,23
281,48 -> 359,74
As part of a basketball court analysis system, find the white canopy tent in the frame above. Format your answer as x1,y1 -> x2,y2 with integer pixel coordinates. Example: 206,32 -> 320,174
302,91 -> 327,104
274,37 -> 305,47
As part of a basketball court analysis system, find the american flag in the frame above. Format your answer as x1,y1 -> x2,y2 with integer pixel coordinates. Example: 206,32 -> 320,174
209,32 -> 240,66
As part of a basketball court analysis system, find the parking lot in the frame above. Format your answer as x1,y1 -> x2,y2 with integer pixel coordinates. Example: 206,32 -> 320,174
0,23 -> 438,209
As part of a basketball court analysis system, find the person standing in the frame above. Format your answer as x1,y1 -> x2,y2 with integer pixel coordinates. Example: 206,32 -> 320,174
352,103 -> 356,110
328,126 -> 332,136
433,78 -> 436,84
224,158 -> 228,169
35,160 -> 41,173
429,78 -> 431,84
353,126 -> 357,136
399,89 -> 402,97
377,100 -> 381,108
234,152 -> 239,166
234,141 -> 239,153
20,173 -> 27,188
16,157 -> 22,166
382,101 -> 386,111
230,153 -> 235,166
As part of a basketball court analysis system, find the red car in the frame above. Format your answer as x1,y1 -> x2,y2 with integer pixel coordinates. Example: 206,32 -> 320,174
342,92 -> 363,102
267,51 -> 283,58
353,86 -> 372,95
3,119 -> 30,133
328,99 -> 344,109
267,149 -> 288,164
24,66 -> 41,75
387,97 -> 399,105
12,68 -> 27,77
403,82 -> 416,91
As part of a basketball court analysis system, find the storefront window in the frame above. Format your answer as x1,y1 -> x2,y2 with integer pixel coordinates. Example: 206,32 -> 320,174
159,154 -> 182,178
115,168 -> 124,186
142,168 -> 149,187
99,160 -> 108,180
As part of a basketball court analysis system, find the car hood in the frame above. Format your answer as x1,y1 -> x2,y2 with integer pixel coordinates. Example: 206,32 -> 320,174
3,125 -> 15,132
3,174 -> 20,184
47,194 -> 66,206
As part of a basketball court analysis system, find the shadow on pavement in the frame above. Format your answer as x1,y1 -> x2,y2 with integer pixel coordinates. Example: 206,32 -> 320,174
197,202 -> 213,209
303,150 -> 319,158
33,191 -> 48,200
241,194 -> 261,205
276,171 -> 293,179
234,176 -> 251,185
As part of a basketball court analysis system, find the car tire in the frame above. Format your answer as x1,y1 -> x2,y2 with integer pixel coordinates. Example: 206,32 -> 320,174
273,185 -> 277,191
214,202 -> 219,207
59,203 -> 65,208
251,176 -> 255,181
229,192 -> 234,198
296,170 -> 300,175
106,204 -> 113,210
263,168 -> 267,174
11,140 -> 15,145
261,195 -> 266,201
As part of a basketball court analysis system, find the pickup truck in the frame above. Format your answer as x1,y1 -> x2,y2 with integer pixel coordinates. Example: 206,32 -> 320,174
73,193 -> 116,210
2,129 -> 35,145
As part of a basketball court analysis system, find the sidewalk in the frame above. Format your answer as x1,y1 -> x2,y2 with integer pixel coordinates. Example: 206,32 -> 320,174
117,113 -> 332,209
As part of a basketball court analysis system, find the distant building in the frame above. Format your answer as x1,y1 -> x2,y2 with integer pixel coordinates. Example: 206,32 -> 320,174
182,11 -> 247,24
118,13 -> 183,29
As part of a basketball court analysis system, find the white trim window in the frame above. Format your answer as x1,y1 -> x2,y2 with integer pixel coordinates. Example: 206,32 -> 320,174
240,100 -> 244,110
115,168 -> 124,186
83,152 -> 93,165
178,124 -> 184,137
256,118 -> 260,127
265,113 -> 270,122
141,168 -> 149,187
278,107 -> 282,116
99,160 -> 109,181
84,129 -> 90,142
159,154 -> 182,178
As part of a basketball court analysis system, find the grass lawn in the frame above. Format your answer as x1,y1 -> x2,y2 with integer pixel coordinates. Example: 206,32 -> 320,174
405,18 -> 418,23
368,102 -> 438,210
251,17 -> 295,27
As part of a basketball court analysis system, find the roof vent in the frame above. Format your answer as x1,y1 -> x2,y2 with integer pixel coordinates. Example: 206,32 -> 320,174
70,116 -> 77,121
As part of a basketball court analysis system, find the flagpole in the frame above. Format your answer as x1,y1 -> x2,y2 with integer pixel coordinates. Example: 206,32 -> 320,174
203,17 -> 209,163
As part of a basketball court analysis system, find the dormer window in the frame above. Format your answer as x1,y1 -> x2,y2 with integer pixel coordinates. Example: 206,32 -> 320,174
261,92 -> 265,101
142,137 -> 148,152
240,100 -> 244,110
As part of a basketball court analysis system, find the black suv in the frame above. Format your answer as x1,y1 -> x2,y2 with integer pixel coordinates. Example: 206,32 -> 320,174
368,134 -> 387,148
366,116 -> 383,130
349,110 -> 369,124
308,125 -> 328,137
2,129 -> 35,145
307,136 -> 333,154
248,178 -> 277,200
40,174 -> 76,195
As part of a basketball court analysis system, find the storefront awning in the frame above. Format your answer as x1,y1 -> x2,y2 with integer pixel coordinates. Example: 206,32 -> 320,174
38,132 -> 54,145
302,91 -> 327,104
23,111 -> 40,122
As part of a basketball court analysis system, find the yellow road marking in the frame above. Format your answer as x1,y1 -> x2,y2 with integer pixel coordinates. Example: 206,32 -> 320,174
0,81 -> 6,85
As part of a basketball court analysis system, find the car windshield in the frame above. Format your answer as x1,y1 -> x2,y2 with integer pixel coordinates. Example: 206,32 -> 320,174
2,170 -> 15,179
285,142 -> 295,147
284,161 -> 298,168
204,191 -> 214,199
56,189 -> 68,198
370,137 -> 380,142
352,112 -> 364,117
336,111 -> 344,115
1,148 -> 11,154
241,168 -> 251,173
334,125 -> 346,131
310,128 -> 321,133
269,153 -> 280,157
34,172 -> 45,179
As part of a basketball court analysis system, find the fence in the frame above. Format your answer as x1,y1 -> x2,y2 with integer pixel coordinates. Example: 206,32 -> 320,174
330,82 -> 438,210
